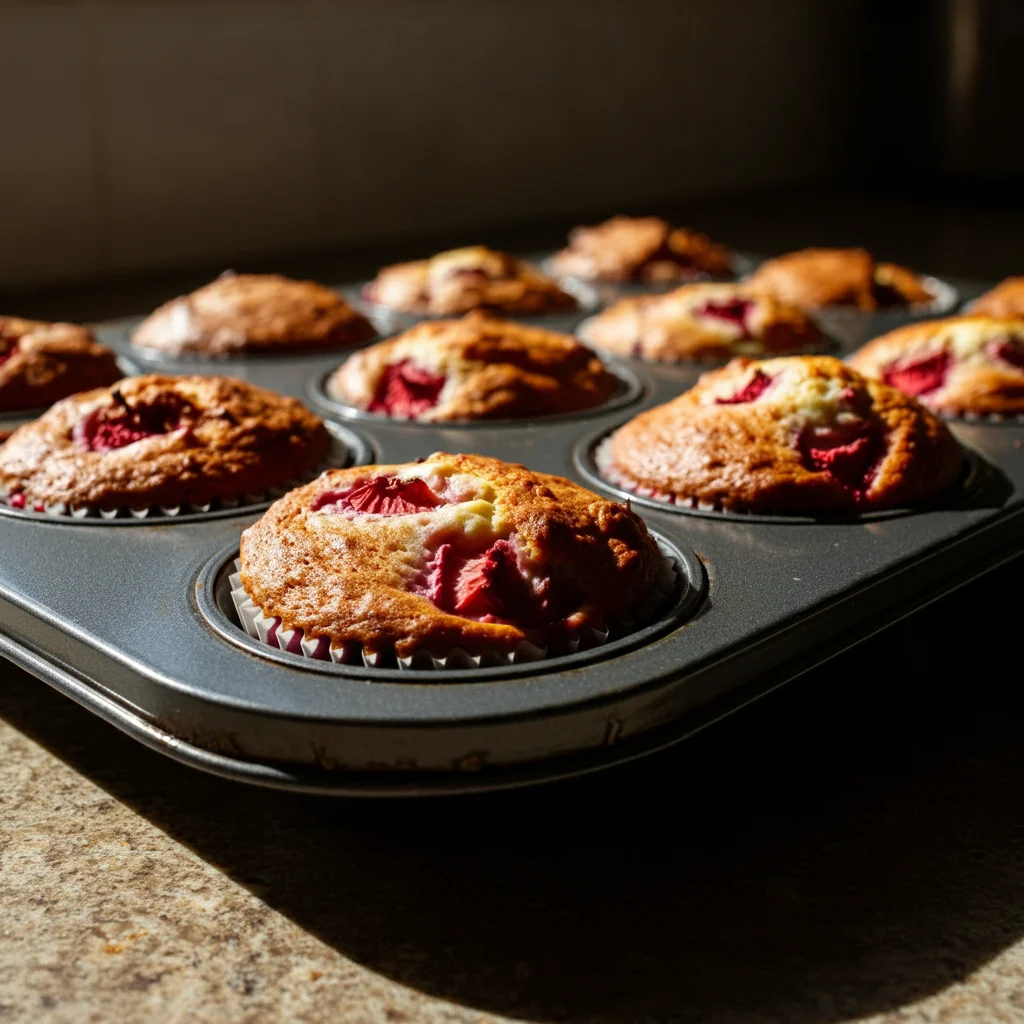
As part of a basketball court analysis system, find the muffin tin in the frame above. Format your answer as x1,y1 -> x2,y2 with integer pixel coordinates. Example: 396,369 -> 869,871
0,268 -> 1019,796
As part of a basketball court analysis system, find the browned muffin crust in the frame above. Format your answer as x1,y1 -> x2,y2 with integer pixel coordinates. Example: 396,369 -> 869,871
327,312 -> 618,421
0,375 -> 329,509
971,277 -> 1024,319
849,316 -> 1024,418
747,248 -> 934,311
580,282 -> 823,362
601,355 -> 961,514
364,246 -> 578,317
551,215 -> 733,283
0,316 -> 122,413
240,452 -> 664,658
131,272 -> 375,358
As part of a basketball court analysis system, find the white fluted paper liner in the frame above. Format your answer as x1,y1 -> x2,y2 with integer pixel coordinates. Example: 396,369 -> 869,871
228,550 -> 678,672
949,410 -> 1024,424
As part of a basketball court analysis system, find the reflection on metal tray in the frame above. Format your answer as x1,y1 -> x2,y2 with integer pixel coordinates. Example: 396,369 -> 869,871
0,266 -> 1018,795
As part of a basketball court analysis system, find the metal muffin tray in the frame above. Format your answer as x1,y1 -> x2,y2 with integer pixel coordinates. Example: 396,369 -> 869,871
0,269 -> 1019,796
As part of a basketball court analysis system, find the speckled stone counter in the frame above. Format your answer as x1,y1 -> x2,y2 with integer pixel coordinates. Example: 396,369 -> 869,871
2,557 -> 1024,1024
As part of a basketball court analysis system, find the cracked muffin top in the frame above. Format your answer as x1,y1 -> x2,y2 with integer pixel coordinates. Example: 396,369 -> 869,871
551,215 -> 734,284
131,272 -> 375,358
239,452 -> 666,660
599,355 -> 961,515
579,282 -> 824,362
326,312 -> 619,421
848,316 -> 1024,418
0,316 -> 122,414
747,248 -> 935,311
363,246 -> 578,317
0,374 -> 329,511
970,277 -> 1024,320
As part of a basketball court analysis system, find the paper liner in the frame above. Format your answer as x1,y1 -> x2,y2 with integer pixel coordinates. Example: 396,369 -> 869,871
227,551 -> 678,672
946,410 -> 1024,425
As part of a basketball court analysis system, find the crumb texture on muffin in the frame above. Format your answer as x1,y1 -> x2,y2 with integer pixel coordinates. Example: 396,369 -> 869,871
849,316 -> 1024,418
0,374 -> 329,509
971,277 -> 1024,319
131,272 -> 374,357
580,282 -> 823,362
601,355 -> 961,514
0,316 -> 122,413
327,311 -> 618,420
239,452 -> 665,658
747,248 -> 934,311
551,215 -> 733,283
364,246 -> 578,316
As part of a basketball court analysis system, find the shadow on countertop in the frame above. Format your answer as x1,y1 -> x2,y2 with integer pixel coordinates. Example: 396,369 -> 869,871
2,557 -> 1023,1024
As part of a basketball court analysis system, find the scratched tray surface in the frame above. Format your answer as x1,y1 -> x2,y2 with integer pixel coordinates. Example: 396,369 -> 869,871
0,272 -> 1019,795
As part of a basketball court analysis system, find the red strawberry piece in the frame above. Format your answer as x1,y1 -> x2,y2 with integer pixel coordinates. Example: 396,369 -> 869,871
312,475 -> 445,516
797,422 -> 883,496
0,341 -> 19,366
695,298 -> 754,337
8,492 -> 25,508
987,338 -> 1024,370
369,360 -> 446,419
882,351 -> 950,396
73,394 -> 192,451
715,368 -> 775,405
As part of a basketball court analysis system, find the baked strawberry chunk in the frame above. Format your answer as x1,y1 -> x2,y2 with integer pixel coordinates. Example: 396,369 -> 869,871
715,368 -> 775,404
798,422 -> 882,496
695,298 -> 753,336
0,341 -> 18,366
73,393 -> 192,451
988,338 -> 1024,370
369,360 -> 445,418
883,351 -> 950,396
312,475 -> 444,516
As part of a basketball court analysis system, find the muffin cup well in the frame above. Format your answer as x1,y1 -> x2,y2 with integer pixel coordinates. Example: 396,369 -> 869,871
227,549 -> 679,673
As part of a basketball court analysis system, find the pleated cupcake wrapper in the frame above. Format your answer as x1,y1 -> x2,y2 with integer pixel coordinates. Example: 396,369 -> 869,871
228,551 -> 678,672
0,462 -> 331,521
948,410 -> 1024,425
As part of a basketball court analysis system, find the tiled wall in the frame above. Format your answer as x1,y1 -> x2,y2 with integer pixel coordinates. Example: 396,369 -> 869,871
0,0 -> 863,289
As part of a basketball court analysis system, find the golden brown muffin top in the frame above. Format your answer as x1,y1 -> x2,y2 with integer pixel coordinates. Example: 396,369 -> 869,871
747,248 -> 933,311
849,315 -> 1024,418
0,316 -> 122,413
364,246 -> 578,317
240,452 -> 664,658
132,272 -> 374,357
601,355 -> 961,514
971,277 -> 1024,319
580,282 -> 823,362
552,215 -> 733,283
0,374 -> 329,510
327,311 -> 618,421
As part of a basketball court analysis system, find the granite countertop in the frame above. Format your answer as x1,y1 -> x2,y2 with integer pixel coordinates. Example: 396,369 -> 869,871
2,556 -> 1023,1024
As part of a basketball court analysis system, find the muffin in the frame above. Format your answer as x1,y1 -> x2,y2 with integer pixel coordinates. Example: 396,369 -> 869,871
132,272 -> 375,358
747,248 -> 935,311
326,311 -> 619,421
363,246 -> 578,317
970,277 -> 1024,319
848,316 -> 1024,418
580,282 -> 824,362
598,355 -> 961,515
234,452 -> 672,667
551,215 -> 733,283
0,316 -> 122,413
0,375 -> 329,513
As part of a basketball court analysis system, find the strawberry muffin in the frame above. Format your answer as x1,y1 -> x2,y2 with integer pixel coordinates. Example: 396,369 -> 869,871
970,277 -> 1024,319
0,375 -> 329,513
551,215 -> 733,284
234,452 -> 673,667
364,246 -> 578,317
849,316 -> 1024,418
326,312 -> 619,421
747,248 -> 935,311
0,316 -> 121,413
132,272 -> 374,357
579,282 -> 824,362
598,355 -> 961,515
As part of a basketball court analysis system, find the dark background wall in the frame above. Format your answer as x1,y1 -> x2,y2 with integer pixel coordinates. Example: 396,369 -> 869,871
1,0 -> 1022,293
